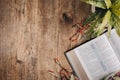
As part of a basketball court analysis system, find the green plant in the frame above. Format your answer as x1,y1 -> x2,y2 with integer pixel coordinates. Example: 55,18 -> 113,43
80,0 -> 120,36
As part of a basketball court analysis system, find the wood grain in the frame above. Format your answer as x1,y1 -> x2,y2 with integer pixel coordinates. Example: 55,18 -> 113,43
0,0 -> 90,80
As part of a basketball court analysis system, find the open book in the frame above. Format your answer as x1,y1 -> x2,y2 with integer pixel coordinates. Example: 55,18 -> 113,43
65,29 -> 120,80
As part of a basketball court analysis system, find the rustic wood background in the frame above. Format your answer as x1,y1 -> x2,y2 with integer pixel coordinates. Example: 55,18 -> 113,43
0,0 -> 90,80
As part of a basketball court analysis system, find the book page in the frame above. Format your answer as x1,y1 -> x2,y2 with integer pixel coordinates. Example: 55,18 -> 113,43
74,34 -> 120,80
66,51 -> 89,80
107,29 -> 120,61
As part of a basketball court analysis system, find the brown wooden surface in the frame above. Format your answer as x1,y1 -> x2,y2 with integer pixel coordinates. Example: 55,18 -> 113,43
0,0 -> 90,80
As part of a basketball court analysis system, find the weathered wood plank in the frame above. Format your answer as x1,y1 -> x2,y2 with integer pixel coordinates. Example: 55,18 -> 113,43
0,0 -> 90,80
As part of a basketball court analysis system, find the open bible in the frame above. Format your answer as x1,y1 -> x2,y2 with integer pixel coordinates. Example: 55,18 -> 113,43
65,29 -> 120,80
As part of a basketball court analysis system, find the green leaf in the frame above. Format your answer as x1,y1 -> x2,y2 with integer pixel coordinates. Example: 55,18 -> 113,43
104,0 -> 112,9
86,21 -> 99,38
112,9 -> 120,16
97,10 -> 111,36
113,14 -> 120,36
110,0 -> 116,3
112,1 -> 120,9
114,22 -> 120,36
107,22 -> 112,37
82,11 -> 98,26
86,14 -> 101,33
81,0 -> 106,9
107,15 -> 115,37
116,28 -> 120,36
113,0 -> 120,5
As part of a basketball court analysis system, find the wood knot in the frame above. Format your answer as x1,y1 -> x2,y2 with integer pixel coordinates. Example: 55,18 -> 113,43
16,60 -> 23,64
62,12 -> 73,24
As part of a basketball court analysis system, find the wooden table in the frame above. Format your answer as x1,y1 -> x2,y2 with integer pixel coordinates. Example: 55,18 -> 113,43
0,0 -> 90,80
